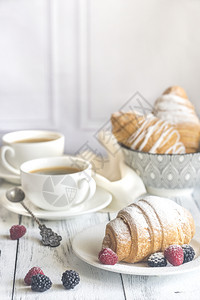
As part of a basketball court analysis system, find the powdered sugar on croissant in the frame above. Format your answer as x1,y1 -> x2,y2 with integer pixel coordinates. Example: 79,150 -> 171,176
102,196 -> 195,263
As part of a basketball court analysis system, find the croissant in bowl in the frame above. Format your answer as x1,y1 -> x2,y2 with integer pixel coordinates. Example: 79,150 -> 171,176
111,111 -> 185,154
102,196 -> 195,263
153,86 -> 200,153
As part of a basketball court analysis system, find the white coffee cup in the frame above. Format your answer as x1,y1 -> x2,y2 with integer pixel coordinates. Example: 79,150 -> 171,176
0,130 -> 65,175
20,156 -> 96,211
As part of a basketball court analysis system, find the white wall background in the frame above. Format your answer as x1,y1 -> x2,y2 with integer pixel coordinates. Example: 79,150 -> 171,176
0,0 -> 200,154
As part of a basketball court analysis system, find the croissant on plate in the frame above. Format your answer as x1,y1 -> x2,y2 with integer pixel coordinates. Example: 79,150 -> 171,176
111,111 -> 185,154
153,86 -> 200,153
102,196 -> 195,263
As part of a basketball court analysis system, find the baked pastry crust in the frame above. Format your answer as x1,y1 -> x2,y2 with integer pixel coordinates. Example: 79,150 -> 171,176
111,111 -> 185,154
163,86 -> 188,99
153,86 -> 200,153
102,196 -> 195,263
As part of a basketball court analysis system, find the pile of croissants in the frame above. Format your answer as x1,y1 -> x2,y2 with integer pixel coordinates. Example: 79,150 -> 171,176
111,86 -> 200,154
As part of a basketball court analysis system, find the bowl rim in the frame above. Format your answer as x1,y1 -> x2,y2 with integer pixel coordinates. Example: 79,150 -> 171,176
119,143 -> 200,156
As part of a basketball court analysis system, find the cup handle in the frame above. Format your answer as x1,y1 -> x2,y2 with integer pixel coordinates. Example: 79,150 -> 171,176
1,146 -> 20,175
76,177 -> 96,205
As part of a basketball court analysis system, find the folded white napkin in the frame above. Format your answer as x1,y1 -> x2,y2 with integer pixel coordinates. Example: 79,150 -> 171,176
78,131 -> 146,212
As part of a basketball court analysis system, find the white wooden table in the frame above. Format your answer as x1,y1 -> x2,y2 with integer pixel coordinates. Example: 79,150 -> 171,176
1,180 -> 200,300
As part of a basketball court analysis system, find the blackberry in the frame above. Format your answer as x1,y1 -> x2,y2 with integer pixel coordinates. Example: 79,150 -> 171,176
181,244 -> 195,263
147,252 -> 167,267
61,270 -> 80,290
31,274 -> 52,292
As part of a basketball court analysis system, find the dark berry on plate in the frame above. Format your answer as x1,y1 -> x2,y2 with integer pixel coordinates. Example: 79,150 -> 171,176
31,274 -> 52,292
24,267 -> 44,285
98,248 -> 118,265
147,252 -> 167,267
164,245 -> 184,266
181,244 -> 195,263
61,270 -> 80,290
10,225 -> 26,240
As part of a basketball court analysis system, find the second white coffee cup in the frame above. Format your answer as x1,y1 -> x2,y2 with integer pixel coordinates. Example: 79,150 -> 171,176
20,156 -> 96,211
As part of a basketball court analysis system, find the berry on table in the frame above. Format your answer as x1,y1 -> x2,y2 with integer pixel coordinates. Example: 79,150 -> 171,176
24,267 -> 44,285
147,252 -> 167,267
31,274 -> 52,292
10,225 -> 26,240
98,248 -> 118,265
181,244 -> 195,263
61,270 -> 80,290
164,245 -> 184,266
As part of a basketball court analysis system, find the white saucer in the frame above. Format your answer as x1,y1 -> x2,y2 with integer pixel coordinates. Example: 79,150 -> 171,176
72,222 -> 200,276
0,162 -> 20,184
1,186 -> 112,220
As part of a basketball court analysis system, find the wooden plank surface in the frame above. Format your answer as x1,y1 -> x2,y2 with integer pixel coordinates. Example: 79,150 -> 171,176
12,213 -> 125,300
0,206 -> 19,299
1,181 -> 200,300
0,180 -> 20,300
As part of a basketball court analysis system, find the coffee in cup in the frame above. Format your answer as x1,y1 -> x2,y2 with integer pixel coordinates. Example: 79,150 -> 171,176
0,130 -> 65,175
30,166 -> 81,175
20,156 -> 96,211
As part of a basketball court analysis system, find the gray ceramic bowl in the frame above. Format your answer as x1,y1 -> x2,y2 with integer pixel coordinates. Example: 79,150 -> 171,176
121,144 -> 200,196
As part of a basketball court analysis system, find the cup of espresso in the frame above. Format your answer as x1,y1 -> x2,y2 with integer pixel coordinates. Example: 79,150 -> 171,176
0,130 -> 65,175
20,156 -> 96,211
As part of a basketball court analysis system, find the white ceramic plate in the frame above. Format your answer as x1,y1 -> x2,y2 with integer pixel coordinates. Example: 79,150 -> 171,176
0,162 -> 20,184
72,222 -> 200,276
1,186 -> 112,220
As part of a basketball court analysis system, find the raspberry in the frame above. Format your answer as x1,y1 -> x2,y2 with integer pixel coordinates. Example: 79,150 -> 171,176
98,248 -> 118,265
24,267 -> 44,285
164,245 -> 184,266
31,274 -> 52,292
147,252 -> 167,267
10,225 -> 26,240
181,244 -> 195,263
61,270 -> 80,290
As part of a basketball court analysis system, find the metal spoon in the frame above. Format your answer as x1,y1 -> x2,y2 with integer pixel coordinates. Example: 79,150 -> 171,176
6,187 -> 62,247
